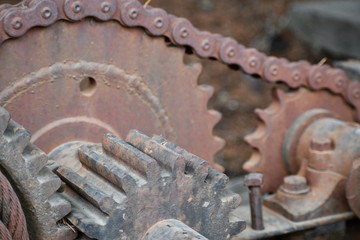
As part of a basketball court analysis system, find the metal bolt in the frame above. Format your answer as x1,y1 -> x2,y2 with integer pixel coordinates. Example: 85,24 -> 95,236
315,74 -> 322,84
101,2 -> 111,13
270,66 -> 278,76
336,78 -> 344,88
310,137 -> 334,152
41,7 -> 52,19
129,9 -> 139,19
180,28 -> 188,38
293,72 -> 300,81
249,58 -> 257,68
202,41 -> 210,51
227,48 -> 235,58
353,89 -> 360,99
12,17 -> 23,30
72,1 -> 82,13
244,173 -> 264,230
281,175 -> 309,195
154,18 -> 163,28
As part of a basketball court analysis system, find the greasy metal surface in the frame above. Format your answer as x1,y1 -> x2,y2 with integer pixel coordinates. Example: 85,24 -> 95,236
51,130 -> 245,240
244,88 -> 355,192
142,219 -> 209,240
0,169 -> 29,240
244,173 -> 264,230
0,107 -> 76,240
231,205 -> 354,240
0,0 -> 359,177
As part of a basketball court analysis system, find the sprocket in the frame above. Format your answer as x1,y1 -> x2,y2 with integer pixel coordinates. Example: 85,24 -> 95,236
49,130 -> 244,240
0,107 -> 77,240
244,87 -> 356,193
0,1 -> 223,171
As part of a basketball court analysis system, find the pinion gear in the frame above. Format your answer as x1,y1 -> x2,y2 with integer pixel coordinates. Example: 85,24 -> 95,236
0,107 -> 76,240
50,130 -> 244,240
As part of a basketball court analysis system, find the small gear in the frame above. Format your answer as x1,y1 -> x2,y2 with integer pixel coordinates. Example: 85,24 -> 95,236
50,130 -> 244,240
244,87 -> 355,193
0,107 -> 76,240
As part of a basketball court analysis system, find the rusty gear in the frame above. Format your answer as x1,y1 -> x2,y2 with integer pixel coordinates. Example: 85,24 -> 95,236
0,0 -> 224,171
0,169 -> 29,240
50,130 -> 244,240
0,107 -> 76,240
0,0 -> 358,222
244,88 -> 356,192
0,0 -> 359,173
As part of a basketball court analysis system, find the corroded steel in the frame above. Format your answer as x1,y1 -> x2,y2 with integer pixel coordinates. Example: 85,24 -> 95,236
142,219 -> 209,240
265,115 -> 360,221
0,107 -> 76,240
0,0 -> 359,179
245,88 -> 355,192
0,0 -> 224,171
0,170 -> 29,240
50,130 -> 245,240
244,173 -> 264,230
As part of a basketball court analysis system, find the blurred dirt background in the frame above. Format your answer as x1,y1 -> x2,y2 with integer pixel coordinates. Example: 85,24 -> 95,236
0,0 -> 333,177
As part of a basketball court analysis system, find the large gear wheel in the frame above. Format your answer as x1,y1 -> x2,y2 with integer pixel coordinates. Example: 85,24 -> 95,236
49,130 -> 244,240
0,0 -> 223,171
0,107 -> 77,240
244,87 -> 356,193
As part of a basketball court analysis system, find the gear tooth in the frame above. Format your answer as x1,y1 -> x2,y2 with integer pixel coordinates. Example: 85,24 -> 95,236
23,144 -> 48,175
127,130 -> 186,174
0,107 -> 10,134
228,221 -> 247,237
205,168 -> 229,190
152,136 -> 210,181
49,194 -> 72,221
78,146 -> 138,193
56,166 -> 118,215
4,120 -> 31,152
274,88 -> 287,104
125,129 -> 150,150
243,150 -> 261,172
255,108 -> 270,122
199,84 -> 215,100
213,136 -> 225,151
38,168 -> 62,198
102,134 -> 160,181
209,109 -> 222,125
144,140 -> 186,175
221,190 -> 241,209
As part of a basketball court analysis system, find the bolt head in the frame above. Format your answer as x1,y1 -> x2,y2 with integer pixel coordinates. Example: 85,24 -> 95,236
180,28 -> 188,38
244,173 -> 263,187
202,42 -> 210,51
12,17 -> 23,30
72,1 -> 82,13
41,7 -> 52,19
101,2 -> 111,13
227,48 -> 236,58
129,9 -> 139,19
281,175 -> 309,195
154,18 -> 163,28
249,58 -> 257,68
